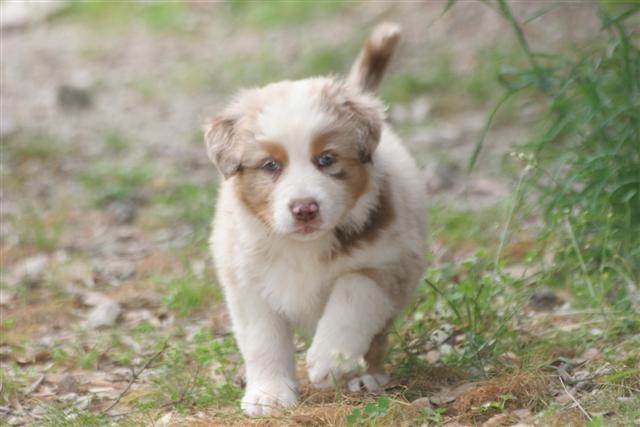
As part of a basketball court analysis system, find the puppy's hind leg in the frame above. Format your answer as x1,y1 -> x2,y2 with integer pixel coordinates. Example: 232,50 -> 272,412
347,329 -> 391,392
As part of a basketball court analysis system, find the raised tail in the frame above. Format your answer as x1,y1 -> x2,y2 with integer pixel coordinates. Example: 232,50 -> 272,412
347,22 -> 401,92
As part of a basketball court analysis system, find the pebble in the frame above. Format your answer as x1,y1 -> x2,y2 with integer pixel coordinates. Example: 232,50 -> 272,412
85,301 -> 122,329
107,201 -> 137,225
424,161 -> 460,193
439,344 -> 453,356
94,259 -> 136,285
426,349 -> 440,364
13,254 -> 48,285
57,84 -> 93,110
528,287 -> 559,311
410,397 -> 432,409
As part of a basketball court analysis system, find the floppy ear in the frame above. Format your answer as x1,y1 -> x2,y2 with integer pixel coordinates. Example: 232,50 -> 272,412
204,116 -> 241,179
343,94 -> 383,163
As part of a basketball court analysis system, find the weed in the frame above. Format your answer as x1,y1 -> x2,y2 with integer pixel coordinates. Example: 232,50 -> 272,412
345,396 -> 390,425
420,406 -> 447,424
163,273 -> 219,316
139,335 -> 241,413
34,405 -> 109,427
0,366 -> 22,404
470,2 -> 640,309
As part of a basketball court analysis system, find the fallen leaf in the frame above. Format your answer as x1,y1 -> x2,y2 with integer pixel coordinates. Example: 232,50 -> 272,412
290,414 -> 317,424
481,413 -> 509,427
512,408 -> 532,420
55,375 -> 79,394
581,348 -> 600,361
430,383 -> 477,406
410,397 -> 432,409
497,352 -> 520,366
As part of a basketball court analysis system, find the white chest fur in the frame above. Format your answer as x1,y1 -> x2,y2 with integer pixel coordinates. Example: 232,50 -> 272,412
237,238 -> 335,333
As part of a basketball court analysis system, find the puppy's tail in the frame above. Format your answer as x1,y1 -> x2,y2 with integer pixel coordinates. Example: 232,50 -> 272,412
347,22 -> 401,92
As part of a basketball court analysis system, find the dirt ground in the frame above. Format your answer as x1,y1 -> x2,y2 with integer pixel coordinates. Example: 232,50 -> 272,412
1,1 -> 638,426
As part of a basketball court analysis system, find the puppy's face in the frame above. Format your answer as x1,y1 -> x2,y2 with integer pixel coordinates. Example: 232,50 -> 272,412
206,78 -> 384,240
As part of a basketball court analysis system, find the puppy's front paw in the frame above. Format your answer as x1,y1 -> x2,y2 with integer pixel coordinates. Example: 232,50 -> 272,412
306,344 -> 363,389
241,381 -> 298,417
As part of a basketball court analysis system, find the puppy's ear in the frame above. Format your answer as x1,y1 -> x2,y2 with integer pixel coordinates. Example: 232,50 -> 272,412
343,93 -> 384,163
322,82 -> 385,163
204,115 -> 241,179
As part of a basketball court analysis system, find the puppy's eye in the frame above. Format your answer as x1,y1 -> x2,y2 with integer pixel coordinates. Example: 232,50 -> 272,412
262,159 -> 282,173
317,152 -> 336,168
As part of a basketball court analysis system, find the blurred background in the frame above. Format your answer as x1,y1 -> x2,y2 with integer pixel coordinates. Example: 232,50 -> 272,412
1,1 -> 638,426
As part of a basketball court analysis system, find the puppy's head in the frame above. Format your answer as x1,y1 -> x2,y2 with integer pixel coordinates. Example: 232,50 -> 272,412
205,78 -> 384,240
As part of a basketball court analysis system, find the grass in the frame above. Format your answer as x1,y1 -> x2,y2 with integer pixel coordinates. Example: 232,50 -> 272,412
2,131 -> 67,165
163,273 -> 220,317
3,1 -> 639,426
57,1 -> 349,33
470,1 -> 640,310
55,0 -> 196,33
226,0 -> 349,28
12,205 -> 66,252
145,182 -> 216,231
78,161 -> 154,207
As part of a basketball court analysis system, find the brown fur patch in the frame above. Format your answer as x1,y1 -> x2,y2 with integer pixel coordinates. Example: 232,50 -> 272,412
311,130 -> 369,201
356,266 -> 408,306
234,142 -> 288,226
364,326 -> 390,374
319,81 -> 383,164
333,179 -> 395,255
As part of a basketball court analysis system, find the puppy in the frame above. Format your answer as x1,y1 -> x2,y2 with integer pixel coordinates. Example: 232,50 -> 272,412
205,22 -> 426,417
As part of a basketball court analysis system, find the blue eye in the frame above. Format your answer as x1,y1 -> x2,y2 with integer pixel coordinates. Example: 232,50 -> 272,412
317,152 -> 336,168
262,159 -> 281,172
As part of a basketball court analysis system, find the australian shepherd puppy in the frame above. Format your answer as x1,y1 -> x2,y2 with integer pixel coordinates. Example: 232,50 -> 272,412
205,23 -> 426,416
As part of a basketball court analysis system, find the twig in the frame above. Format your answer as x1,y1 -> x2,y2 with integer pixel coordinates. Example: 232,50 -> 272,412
103,341 -> 169,414
160,364 -> 202,410
23,374 -> 45,396
559,376 -> 591,421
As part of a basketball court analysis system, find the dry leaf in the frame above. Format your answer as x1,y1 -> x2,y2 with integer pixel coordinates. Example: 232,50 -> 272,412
411,397 -> 432,409
430,383 -> 477,406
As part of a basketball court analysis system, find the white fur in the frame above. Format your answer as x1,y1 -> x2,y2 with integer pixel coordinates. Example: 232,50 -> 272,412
210,80 -> 426,416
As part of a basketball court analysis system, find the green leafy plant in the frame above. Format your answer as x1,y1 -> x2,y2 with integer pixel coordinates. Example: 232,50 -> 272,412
471,1 -> 640,309
420,406 -> 447,424
345,396 -> 390,425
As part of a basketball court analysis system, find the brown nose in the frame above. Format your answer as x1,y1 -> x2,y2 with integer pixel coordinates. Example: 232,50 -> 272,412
290,198 -> 319,222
